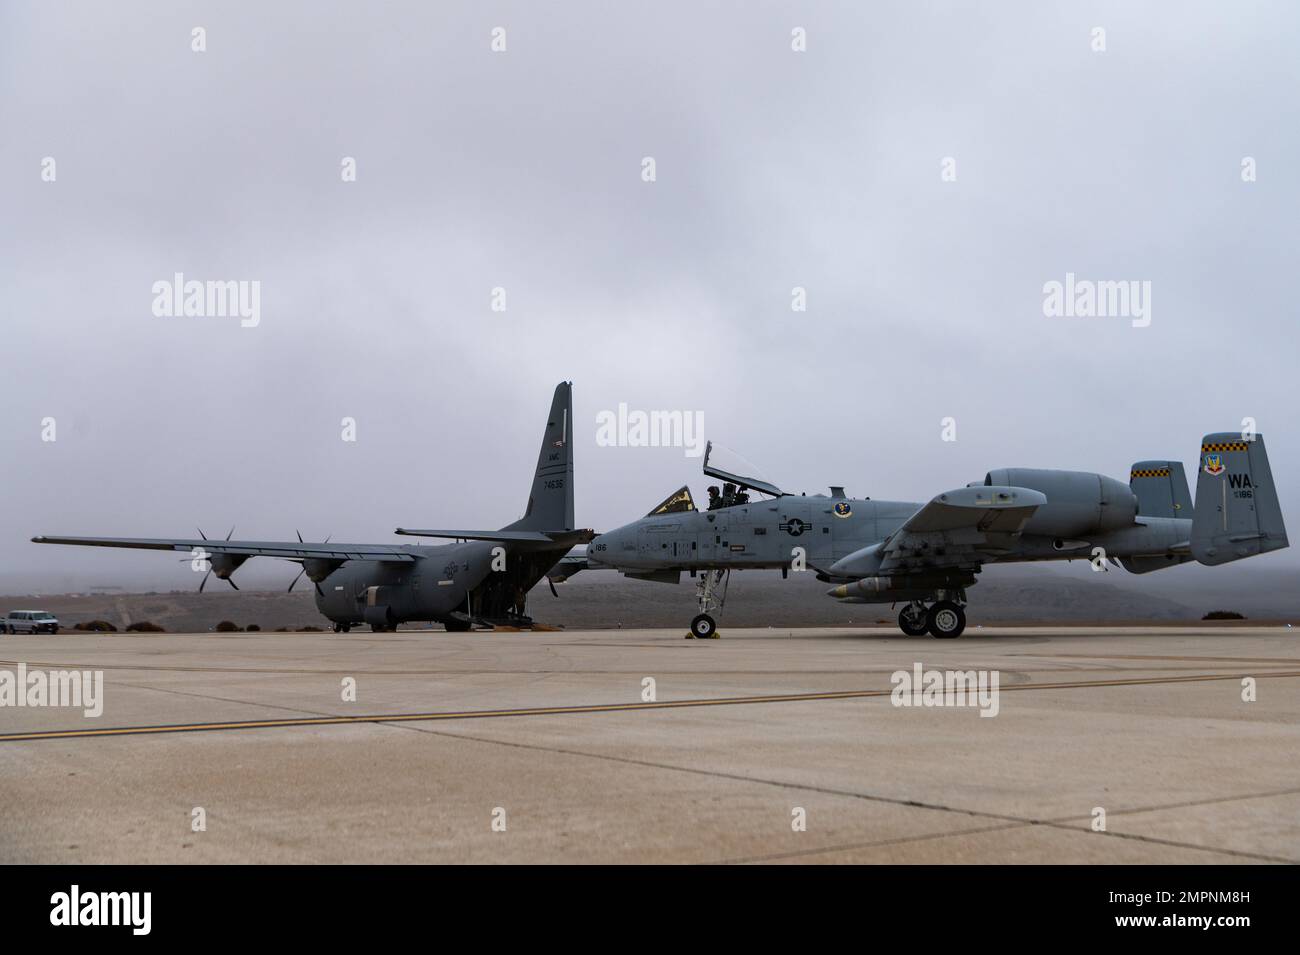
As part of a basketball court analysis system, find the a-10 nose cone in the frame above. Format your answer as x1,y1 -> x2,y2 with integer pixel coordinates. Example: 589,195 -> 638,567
585,530 -> 617,568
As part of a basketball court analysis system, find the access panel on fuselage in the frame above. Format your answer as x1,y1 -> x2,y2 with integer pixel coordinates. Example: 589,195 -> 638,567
696,511 -> 727,564
700,504 -> 776,566
639,521 -> 687,564
826,499 -> 885,562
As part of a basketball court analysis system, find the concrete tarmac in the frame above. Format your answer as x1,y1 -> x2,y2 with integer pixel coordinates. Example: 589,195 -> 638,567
1,625 -> 1297,863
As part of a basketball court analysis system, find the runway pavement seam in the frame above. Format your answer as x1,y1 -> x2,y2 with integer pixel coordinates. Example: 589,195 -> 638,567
1088,785 -> 1300,820
720,820 -> 1292,865
716,821 -> 1033,865
1041,826 -> 1297,864
4,669 -> 1299,743
109,679 -> 346,721
1019,653 -> 1300,665
381,722 -> 1295,864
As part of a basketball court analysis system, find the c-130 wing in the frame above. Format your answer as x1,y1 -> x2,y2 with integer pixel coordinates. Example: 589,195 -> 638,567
32,536 -> 418,563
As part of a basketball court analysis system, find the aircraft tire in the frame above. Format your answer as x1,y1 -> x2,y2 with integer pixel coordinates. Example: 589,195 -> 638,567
927,601 -> 966,639
898,607 -> 929,637
444,619 -> 472,633
690,614 -> 718,639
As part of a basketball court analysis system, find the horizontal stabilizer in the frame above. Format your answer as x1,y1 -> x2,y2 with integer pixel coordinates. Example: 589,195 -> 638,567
546,553 -> 589,582
394,528 -> 595,546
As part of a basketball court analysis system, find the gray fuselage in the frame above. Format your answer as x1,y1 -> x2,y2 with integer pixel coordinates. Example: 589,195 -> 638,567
588,494 -> 1191,579
314,540 -> 565,628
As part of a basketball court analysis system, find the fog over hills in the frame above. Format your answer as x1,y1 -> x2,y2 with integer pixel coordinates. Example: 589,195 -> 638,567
7,560 -> 1296,633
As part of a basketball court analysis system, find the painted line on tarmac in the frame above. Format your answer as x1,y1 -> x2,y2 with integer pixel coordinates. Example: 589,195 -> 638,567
3,669 -> 1298,743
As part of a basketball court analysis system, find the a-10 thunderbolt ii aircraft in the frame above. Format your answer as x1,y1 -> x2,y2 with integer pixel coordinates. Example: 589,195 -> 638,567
568,435 -> 1288,639
33,383 -> 593,632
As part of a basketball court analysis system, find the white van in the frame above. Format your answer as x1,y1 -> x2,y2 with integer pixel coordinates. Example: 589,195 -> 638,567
4,610 -> 60,634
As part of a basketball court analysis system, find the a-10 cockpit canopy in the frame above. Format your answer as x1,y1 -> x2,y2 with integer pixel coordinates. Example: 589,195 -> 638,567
646,486 -> 697,516
702,441 -> 785,499
649,443 -> 859,517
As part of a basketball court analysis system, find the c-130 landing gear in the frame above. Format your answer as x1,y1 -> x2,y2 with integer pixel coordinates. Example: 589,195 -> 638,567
897,591 -> 967,639
688,569 -> 729,639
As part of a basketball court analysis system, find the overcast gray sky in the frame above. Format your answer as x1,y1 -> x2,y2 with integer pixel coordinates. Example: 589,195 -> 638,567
2,1 -> 1297,592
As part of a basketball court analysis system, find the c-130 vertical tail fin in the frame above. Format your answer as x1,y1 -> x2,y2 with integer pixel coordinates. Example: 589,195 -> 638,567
507,381 -> 575,533
394,383 -> 585,546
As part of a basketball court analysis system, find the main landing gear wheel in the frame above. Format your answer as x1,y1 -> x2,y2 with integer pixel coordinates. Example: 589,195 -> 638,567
898,605 -> 929,637
444,618 -> 472,633
689,613 -> 718,639
332,622 -> 352,634
927,601 -> 966,639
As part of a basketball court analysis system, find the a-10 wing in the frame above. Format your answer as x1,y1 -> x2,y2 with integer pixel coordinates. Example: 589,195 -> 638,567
828,486 -> 1046,579
31,536 -> 418,563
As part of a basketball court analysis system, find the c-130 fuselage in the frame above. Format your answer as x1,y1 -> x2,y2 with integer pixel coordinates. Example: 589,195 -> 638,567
34,383 -> 592,633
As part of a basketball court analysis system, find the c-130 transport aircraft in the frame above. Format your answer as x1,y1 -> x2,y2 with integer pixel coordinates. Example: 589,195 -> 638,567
34,383 -> 593,633
568,435 -> 1288,639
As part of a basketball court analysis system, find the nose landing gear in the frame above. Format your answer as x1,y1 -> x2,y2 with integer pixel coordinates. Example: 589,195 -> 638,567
689,613 -> 717,639
686,569 -> 728,639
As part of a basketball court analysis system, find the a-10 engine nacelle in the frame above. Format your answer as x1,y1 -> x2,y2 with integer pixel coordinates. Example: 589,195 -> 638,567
983,468 -> 1138,537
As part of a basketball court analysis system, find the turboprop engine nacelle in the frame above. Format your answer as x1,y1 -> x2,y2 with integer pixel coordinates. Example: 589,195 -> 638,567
983,468 -> 1137,537
207,552 -> 248,580
302,557 -> 344,582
